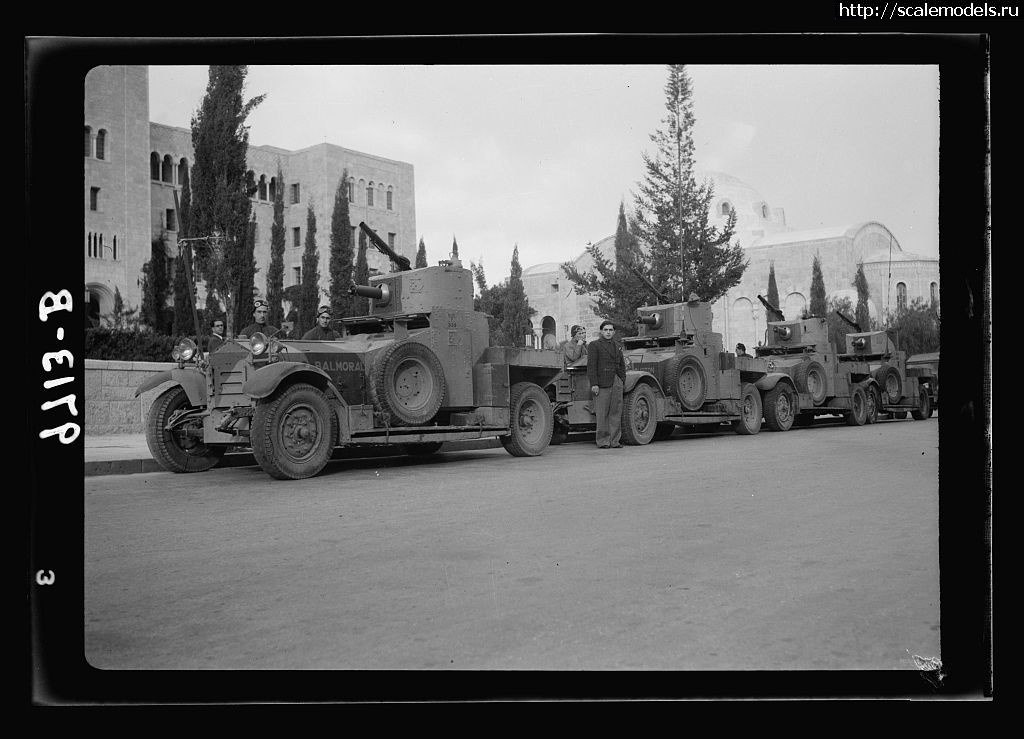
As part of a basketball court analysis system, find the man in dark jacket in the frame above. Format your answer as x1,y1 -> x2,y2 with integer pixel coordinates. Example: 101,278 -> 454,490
587,320 -> 626,448
302,305 -> 342,340
239,299 -> 279,339
206,317 -> 226,353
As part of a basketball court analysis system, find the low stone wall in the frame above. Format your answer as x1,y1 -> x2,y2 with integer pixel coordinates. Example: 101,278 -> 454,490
85,359 -> 176,435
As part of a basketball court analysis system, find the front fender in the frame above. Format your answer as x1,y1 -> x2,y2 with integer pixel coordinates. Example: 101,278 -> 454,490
133,367 -> 207,406
242,361 -> 334,399
624,370 -> 662,395
754,372 -> 795,393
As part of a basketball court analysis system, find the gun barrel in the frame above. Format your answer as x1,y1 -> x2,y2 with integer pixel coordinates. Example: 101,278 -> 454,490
636,315 -> 658,326
358,222 -> 411,271
757,294 -> 785,321
350,284 -> 383,300
835,310 -> 861,332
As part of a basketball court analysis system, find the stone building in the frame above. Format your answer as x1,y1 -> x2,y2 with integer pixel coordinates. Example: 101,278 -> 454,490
85,65 -> 416,327
523,172 -> 939,351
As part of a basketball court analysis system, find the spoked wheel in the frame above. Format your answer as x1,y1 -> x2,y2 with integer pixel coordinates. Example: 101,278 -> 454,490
864,384 -> 881,425
252,382 -> 335,480
911,385 -> 933,420
732,382 -> 763,435
500,382 -> 553,457
145,386 -> 226,473
621,382 -> 658,446
763,383 -> 796,432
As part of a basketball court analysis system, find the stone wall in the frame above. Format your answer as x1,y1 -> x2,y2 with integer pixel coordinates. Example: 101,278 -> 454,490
85,359 -> 176,435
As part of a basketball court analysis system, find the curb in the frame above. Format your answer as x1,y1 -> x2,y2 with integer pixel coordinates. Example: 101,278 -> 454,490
84,438 -> 504,478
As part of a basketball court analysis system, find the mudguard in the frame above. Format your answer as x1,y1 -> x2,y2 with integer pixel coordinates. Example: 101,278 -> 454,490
754,372 -> 795,393
624,370 -> 662,395
133,367 -> 207,406
242,361 -> 335,399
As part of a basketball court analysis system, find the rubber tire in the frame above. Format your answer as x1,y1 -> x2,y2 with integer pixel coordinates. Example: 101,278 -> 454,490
251,382 -> 334,480
794,360 -> 828,406
500,382 -> 553,457
145,385 -> 226,473
845,385 -> 868,426
666,354 -> 707,411
653,422 -> 676,441
372,341 -> 446,426
732,382 -> 763,435
911,385 -> 933,420
864,384 -> 881,425
621,382 -> 658,446
401,442 -> 444,456
763,383 -> 796,432
793,413 -> 814,427
874,364 -> 903,404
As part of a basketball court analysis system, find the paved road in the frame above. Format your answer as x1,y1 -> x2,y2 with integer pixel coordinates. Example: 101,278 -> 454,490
84,416 -> 940,672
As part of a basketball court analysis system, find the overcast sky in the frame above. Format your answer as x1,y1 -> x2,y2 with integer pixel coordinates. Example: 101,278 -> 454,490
149,64 -> 939,285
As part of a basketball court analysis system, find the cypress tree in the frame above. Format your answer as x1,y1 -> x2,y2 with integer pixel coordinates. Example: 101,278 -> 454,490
328,169 -> 354,319
809,252 -> 827,317
767,261 -> 780,313
415,237 -> 428,268
188,65 -> 265,337
501,245 -> 533,346
140,237 -> 170,333
172,167 -> 193,336
295,203 -> 320,337
853,260 -> 871,330
266,163 -> 286,328
451,235 -> 460,260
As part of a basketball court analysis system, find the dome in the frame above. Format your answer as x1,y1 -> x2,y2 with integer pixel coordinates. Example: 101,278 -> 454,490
523,262 -> 563,276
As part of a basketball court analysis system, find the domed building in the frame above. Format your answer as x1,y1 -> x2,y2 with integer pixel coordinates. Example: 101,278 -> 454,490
522,172 -> 939,351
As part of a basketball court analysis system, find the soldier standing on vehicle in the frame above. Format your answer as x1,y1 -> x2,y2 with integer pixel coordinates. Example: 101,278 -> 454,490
207,318 -> 226,352
561,325 -> 588,366
239,299 -> 279,339
588,320 -> 626,449
735,342 -> 751,357
302,306 -> 342,340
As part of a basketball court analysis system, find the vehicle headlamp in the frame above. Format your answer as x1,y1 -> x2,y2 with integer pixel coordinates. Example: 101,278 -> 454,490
250,332 -> 268,356
173,338 -> 198,362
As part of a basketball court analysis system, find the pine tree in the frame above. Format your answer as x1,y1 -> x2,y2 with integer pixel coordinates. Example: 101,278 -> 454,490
188,65 -> 265,337
501,245 -> 533,346
328,169 -> 354,319
853,260 -> 871,330
415,237 -> 428,268
631,64 -> 746,303
266,163 -> 286,328
767,261 -> 780,313
295,203 -> 320,337
352,227 -> 369,315
809,252 -> 827,317
561,201 -> 649,336
887,298 -> 940,355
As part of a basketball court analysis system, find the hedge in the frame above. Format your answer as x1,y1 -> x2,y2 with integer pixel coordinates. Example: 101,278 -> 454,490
85,328 -> 180,362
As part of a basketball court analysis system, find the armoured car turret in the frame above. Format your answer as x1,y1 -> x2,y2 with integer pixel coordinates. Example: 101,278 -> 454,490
136,223 -> 564,480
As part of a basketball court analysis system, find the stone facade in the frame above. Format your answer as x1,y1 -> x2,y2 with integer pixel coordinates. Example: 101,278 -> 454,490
85,65 -> 416,327
523,173 -> 938,352
85,359 -> 176,435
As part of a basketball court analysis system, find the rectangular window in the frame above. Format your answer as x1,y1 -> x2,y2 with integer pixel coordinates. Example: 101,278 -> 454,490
387,190 -> 393,210
388,233 -> 396,250
293,227 -> 301,248
347,181 -> 354,203
90,187 -> 100,211
293,266 -> 301,286
366,187 -> 374,207
291,183 -> 301,204
166,209 -> 176,231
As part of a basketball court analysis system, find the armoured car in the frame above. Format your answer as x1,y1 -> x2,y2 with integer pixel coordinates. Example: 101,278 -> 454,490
752,296 -> 874,430
136,224 -> 563,480
550,297 -> 768,445
836,326 -> 936,422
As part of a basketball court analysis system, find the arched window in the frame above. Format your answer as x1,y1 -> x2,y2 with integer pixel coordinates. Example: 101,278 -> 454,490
541,316 -> 557,349
761,204 -> 770,219
161,154 -> 173,183
96,129 -> 107,160
178,158 -> 189,186
358,179 -> 366,205
150,152 -> 161,180
347,178 -> 355,203
84,127 -> 92,157
784,292 -> 806,321
378,183 -> 385,209
258,175 -> 267,200
387,186 -> 394,211
719,200 -> 733,216
367,181 -> 374,207
930,282 -> 938,305
896,282 -> 908,311
269,177 -> 277,201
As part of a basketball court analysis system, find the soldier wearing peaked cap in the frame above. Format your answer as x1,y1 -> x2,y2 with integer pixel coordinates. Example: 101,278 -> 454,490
302,305 -> 342,340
